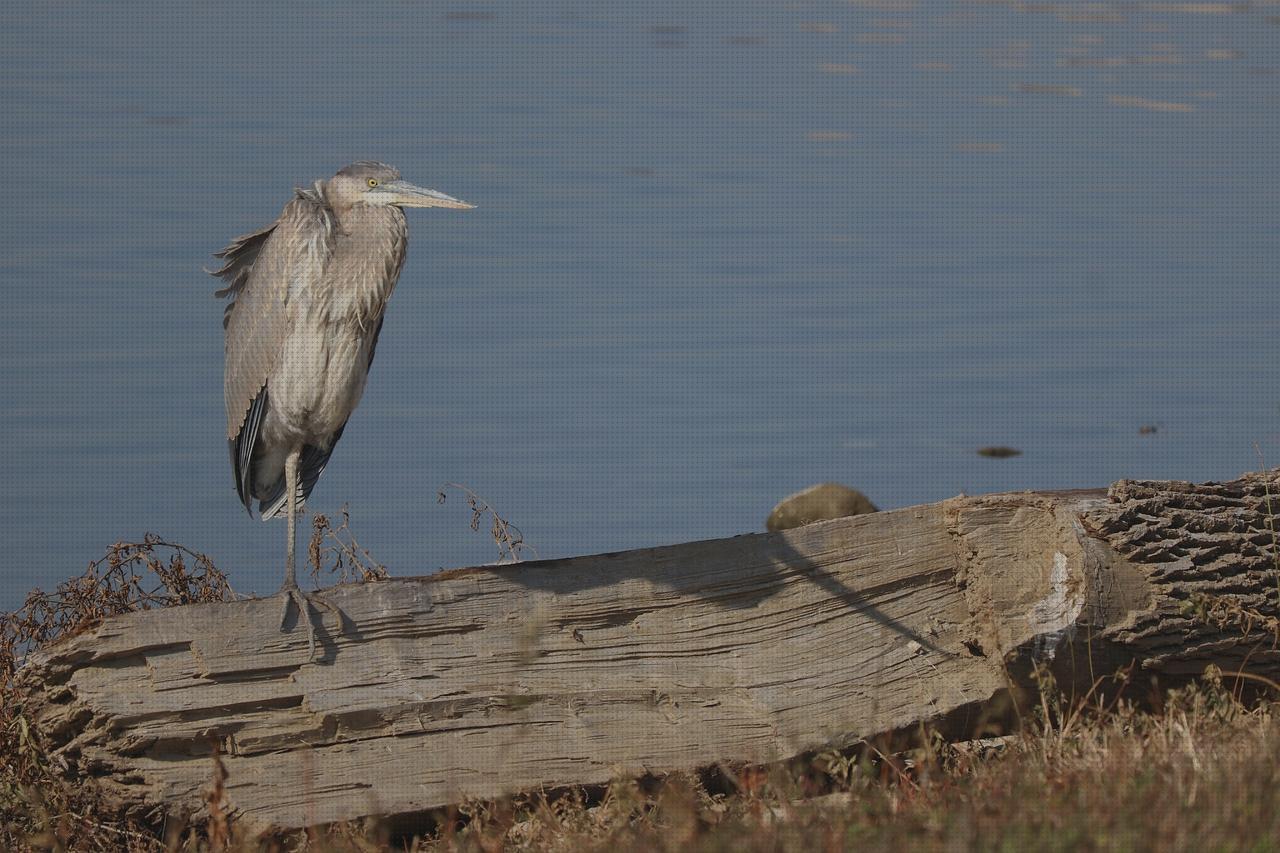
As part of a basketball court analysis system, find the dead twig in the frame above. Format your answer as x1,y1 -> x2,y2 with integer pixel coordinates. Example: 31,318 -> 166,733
307,504 -> 390,584
437,483 -> 534,564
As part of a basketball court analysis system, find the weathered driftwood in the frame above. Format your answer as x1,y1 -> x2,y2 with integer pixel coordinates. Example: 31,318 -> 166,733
19,471 -> 1280,832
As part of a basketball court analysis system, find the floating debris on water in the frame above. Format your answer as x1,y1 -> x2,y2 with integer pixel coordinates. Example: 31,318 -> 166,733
977,446 -> 1023,458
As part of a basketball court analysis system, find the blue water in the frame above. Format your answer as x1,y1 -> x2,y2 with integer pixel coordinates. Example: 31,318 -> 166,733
2,1 -> 1278,609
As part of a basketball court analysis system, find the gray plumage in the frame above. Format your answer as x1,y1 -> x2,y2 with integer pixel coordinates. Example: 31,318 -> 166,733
210,162 -> 473,644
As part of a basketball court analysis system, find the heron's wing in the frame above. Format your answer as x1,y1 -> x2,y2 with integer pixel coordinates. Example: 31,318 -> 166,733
215,191 -> 335,512
258,317 -> 385,520
210,222 -> 276,330
218,193 -> 335,442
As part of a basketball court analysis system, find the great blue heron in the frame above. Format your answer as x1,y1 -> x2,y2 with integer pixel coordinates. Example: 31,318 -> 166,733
211,162 -> 473,651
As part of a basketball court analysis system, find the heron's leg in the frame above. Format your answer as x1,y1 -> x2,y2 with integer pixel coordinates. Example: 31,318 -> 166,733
284,447 -> 300,589
276,447 -> 330,658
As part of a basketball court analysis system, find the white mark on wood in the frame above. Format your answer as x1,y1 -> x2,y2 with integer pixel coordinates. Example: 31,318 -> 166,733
1027,551 -> 1082,660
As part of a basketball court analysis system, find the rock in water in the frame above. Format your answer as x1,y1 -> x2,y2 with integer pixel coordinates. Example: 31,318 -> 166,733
766,482 -> 878,531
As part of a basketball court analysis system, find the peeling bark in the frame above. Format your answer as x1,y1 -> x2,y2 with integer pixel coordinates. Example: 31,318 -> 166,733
18,472 -> 1280,832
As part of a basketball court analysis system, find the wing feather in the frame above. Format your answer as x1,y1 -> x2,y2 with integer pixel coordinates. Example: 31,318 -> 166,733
216,191 -> 336,443
210,222 -> 276,329
228,388 -> 268,512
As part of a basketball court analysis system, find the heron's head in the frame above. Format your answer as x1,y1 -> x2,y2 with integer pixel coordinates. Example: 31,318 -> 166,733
324,161 -> 475,211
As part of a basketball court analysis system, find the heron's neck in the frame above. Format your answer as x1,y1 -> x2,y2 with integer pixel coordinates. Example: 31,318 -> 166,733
320,205 -> 408,324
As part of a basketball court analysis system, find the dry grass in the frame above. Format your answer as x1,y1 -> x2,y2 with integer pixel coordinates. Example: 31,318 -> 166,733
4,532 -> 1280,850
424,670 -> 1280,853
1,537 -> 234,851
436,483 -> 532,564
307,505 -> 391,585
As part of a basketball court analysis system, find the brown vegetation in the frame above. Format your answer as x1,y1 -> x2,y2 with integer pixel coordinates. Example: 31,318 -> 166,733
0,513 -> 396,851
1,537 -> 234,850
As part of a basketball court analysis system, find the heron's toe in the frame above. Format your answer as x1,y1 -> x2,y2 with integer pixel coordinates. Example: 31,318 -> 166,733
276,586 -> 330,659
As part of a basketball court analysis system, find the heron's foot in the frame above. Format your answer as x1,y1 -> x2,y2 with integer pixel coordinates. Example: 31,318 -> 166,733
277,582 -> 334,659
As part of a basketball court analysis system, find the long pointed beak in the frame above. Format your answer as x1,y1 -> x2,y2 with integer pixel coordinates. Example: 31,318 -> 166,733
377,180 -> 475,209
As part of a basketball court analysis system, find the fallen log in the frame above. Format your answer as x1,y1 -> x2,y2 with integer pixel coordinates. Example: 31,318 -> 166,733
18,471 -> 1280,832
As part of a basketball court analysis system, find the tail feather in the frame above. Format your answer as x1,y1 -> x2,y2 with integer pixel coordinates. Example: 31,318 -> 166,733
233,390 -> 268,514
256,477 -> 291,521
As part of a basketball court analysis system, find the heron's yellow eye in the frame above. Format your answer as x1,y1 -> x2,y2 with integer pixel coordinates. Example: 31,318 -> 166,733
367,178 -> 379,187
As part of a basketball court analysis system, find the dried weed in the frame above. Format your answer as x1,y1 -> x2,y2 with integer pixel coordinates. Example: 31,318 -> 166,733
436,483 -> 533,564
308,505 -> 390,584
1,537 -> 234,852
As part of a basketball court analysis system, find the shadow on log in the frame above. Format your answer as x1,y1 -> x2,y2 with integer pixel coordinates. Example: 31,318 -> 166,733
17,471 -> 1280,832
